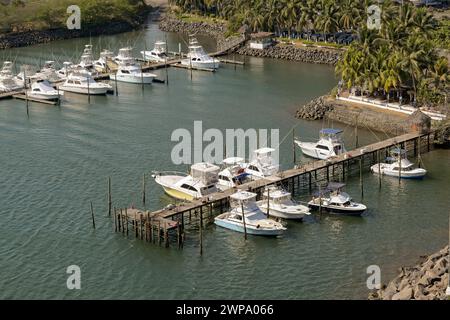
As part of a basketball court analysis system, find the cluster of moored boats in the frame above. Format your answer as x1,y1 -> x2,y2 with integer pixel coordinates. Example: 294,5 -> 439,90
152,129 -> 427,237
0,37 -> 220,101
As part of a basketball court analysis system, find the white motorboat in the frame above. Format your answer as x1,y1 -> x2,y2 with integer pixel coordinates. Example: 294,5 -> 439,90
217,157 -> 250,191
152,162 -> 220,201
33,61 -> 61,83
181,37 -> 220,70
114,58 -> 157,84
370,148 -> 426,179
295,128 -> 347,160
256,185 -> 311,220
214,191 -> 286,236
308,182 -> 366,216
94,49 -> 114,73
114,47 -> 134,65
141,41 -> 169,63
56,62 -> 75,79
58,69 -> 112,95
27,80 -> 62,100
245,147 -> 279,179
0,61 -> 22,92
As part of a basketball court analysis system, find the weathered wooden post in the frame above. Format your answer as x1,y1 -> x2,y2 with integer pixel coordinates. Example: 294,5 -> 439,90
114,206 -> 117,232
125,208 -> 129,236
114,72 -> 118,96
142,173 -> 146,206
266,188 -> 270,218
241,202 -> 247,240
108,177 -> 112,216
199,208 -> 203,255
87,75 -> 91,103
90,201 -> 95,229
292,128 -> 296,165
359,157 -> 364,199
377,150 -> 381,189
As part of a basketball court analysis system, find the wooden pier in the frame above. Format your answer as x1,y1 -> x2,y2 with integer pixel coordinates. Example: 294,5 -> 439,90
110,130 -> 438,250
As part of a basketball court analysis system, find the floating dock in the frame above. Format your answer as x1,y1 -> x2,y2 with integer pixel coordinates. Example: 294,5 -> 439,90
12,94 -> 59,105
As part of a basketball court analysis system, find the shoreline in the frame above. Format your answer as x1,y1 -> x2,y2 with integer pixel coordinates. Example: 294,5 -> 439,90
0,7 -> 153,50
158,13 -> 341,65
369,246 -> 449,300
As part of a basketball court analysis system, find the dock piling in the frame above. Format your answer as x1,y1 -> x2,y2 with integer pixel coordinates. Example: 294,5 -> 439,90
108,177 -> 112,216
90,201 -> 95,229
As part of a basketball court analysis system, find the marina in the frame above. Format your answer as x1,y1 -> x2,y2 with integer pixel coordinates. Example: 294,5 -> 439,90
0,17 -> 448,300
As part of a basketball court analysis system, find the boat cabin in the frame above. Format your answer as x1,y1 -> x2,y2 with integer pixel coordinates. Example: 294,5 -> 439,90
246,147 -> 279,177
229,191 -> 258,210
190,162 -> 220,186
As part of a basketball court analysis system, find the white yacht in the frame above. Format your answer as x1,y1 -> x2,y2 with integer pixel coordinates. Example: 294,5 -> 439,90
308,182 -> 366,216
114,58 -> 157,84
27,80 -> 62,100
245,148 -> 279,179
59,69 -> 112,95
370,148 -> 427,179
256,185 -> 311,220
181,38 -> 220,70
141,41 -> 168,63
217,157 -> 250,191
114,47 -> 135,65
56,62 -> 75,79
34,61 -> 61,83
214,191 -> 286,236
94,49 -> 114,73
152,162 -> 220,201
0,61 -> 22,92
295,128 -> 347,160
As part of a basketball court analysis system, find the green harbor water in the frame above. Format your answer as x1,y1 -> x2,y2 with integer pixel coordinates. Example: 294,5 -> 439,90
0,22 -> 449,299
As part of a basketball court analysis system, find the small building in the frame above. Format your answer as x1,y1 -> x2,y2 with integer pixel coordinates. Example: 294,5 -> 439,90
249,32 -> 275,50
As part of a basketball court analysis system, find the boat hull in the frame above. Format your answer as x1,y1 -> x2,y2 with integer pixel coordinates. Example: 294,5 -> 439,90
256,205 -> 306,220
115,74 -> 154,84
181,60 -> 220,70
58,86 -> 109,95
370,164 -> 426,179
214,218 -> 284,236
295,141 -> 331,160
308,203 -> 366,216
27,92 -> 60,100
161,186 -> 195,201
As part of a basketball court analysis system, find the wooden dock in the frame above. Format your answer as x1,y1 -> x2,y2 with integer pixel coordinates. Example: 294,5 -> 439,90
110,130 -> 438,250
12,94 -> 58,105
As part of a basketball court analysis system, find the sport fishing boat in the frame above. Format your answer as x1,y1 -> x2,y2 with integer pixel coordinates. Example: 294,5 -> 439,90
214,191 -> 286,236
181,37 -> 220,70
308,182 -> 366,216
0,61 -> 22,92
94,49 -> 114,73
256,185 -> 311,220
56,62 -> 75,79
152,162 -> 220,201
59,69 -> 112,95
114,47 -> 135,65
245,148 -> 279,179
295,128 -> 346,160
217,157 -> 250,191
141,41 -> 168,63
114,58 -> 157,84
27,80 -> 62,100
370,148 -> 427,179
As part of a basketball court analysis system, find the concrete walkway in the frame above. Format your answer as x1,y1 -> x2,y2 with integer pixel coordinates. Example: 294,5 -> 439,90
337,95 -> 447,121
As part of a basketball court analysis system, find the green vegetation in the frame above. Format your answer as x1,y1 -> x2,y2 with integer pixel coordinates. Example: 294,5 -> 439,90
171,0 -> 449,108
0,0 -> 147,33
336,3 -> 449,107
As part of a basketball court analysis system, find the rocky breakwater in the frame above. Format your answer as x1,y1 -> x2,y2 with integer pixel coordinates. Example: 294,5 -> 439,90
237,44 -> 341,65
295,96 -> 335,120
295,95 -> 433,135
158,14 -> 241,50
0,22 -> 136,49
369,246 -> 449,300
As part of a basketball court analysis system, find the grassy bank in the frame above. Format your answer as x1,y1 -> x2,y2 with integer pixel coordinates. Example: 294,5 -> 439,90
0,0 -> 148,33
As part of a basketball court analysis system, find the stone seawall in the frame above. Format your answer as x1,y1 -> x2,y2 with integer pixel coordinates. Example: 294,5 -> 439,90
295,95 -> 413,134
369,246 -> 449,300
237,45 -> 341,65
0,21 -> 137,49
159,14 -> 341,65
